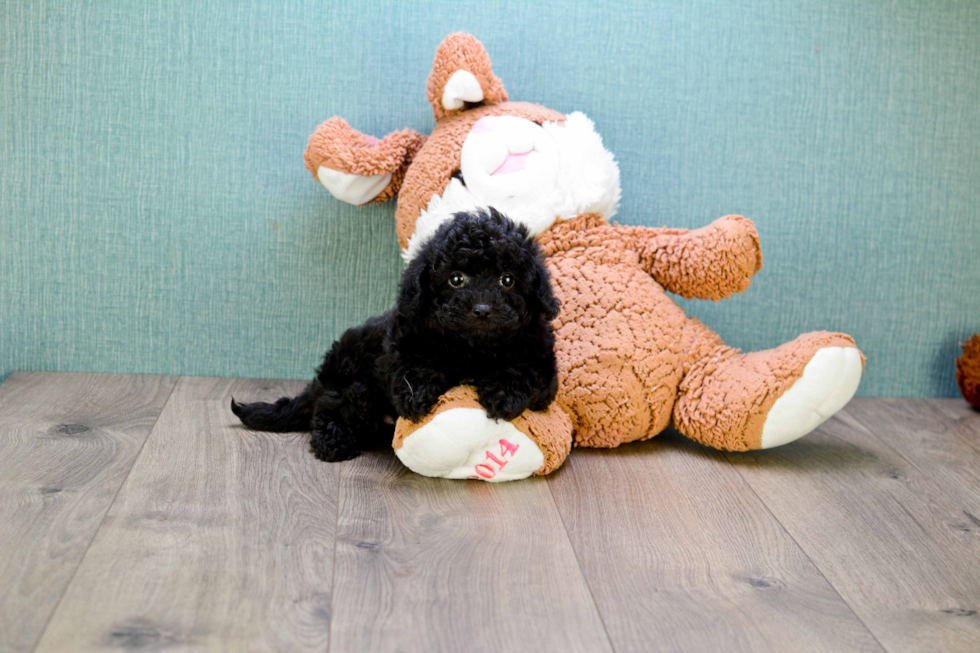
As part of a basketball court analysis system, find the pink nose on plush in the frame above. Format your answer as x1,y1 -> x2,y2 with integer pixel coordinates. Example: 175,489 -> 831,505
492,152 -> 530,176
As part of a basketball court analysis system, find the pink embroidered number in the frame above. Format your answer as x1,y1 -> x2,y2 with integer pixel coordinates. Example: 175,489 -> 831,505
468,439 -> 520,480
484,450 -> 508,470
473,463 -> 496,479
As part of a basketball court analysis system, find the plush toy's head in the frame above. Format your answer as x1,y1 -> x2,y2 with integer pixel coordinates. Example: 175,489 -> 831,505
304,33 -> 621,261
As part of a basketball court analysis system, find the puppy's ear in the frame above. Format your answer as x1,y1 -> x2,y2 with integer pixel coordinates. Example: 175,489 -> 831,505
398,255 -> 429,322
530,257 -> 561,322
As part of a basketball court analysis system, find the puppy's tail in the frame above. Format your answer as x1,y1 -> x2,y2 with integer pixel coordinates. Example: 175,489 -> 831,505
231,383 -> 317,432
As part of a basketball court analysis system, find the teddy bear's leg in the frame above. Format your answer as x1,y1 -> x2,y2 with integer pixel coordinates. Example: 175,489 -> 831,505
392,387 -> 573,481
671,319 -> 863,451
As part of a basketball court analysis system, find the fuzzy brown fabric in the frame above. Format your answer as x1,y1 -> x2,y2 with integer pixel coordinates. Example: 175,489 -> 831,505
957,334 -> 980,409
536,214 -> 859,451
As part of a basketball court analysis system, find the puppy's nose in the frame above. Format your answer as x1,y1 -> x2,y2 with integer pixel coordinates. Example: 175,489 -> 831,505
472,304 -> 492,318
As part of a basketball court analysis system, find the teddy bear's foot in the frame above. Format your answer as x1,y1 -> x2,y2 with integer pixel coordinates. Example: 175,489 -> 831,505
760,346 -> 863,448
673,331 -> 863,451
392,387 -> 572,481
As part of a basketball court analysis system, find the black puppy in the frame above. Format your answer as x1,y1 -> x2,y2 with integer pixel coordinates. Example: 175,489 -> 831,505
231,208 -> 560,462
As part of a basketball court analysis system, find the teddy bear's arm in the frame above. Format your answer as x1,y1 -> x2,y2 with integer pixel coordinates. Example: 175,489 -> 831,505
619,215 -> 763,300
304,117 -> 427,205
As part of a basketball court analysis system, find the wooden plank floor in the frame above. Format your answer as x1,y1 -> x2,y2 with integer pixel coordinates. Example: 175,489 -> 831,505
1,373 -> 978,652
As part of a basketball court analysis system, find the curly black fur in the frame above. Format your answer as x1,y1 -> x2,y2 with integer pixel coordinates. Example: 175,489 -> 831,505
231,208 -> 560,462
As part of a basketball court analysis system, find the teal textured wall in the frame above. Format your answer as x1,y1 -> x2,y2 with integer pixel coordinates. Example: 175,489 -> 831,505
1,1 -> 978,396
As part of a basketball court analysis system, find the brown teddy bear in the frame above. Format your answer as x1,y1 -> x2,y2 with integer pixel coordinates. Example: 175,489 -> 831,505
303,33 -> 865,481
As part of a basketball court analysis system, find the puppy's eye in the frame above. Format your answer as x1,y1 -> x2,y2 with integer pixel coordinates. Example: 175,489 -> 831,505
499,273 -> 515,288
449,272 -> 467,288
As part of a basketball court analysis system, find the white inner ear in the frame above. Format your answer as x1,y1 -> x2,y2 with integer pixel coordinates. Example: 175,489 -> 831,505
317,166 -> 392,205
442,70 -> 484,110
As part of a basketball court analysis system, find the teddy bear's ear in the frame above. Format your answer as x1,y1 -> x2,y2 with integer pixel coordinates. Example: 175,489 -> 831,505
304,117 -> 427,205
426,33 -> 508,122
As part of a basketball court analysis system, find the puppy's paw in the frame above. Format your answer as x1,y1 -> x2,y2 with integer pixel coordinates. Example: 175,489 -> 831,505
310,423 -> 361,462
478,384 -> 529,421
392,370 -> 446,422
394,391 -> 441,422
311,441 -> 361,462
391,386 -> 430,422
527,377 -> 558,412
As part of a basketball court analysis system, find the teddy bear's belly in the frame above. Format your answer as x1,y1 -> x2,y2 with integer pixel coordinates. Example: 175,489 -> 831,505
547,255 -> 690,448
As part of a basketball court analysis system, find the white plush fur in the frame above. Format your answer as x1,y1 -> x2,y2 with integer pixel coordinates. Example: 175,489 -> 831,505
403,112 -> 621,262
317,166 -> 392,206
395,408 -> 545,481
442,70 -> 484,110
760,347 -> 863,448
